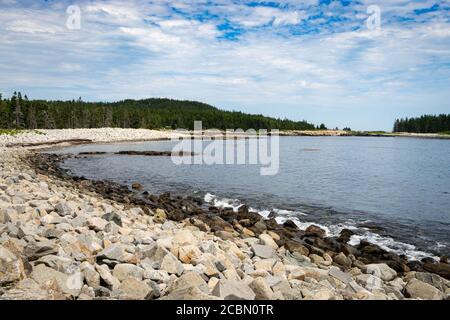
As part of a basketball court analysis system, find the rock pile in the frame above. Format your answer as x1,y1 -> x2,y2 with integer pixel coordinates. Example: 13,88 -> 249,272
0,148 -> 449,300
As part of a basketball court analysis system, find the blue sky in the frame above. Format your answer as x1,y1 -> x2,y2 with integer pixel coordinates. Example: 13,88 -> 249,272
0,0 -> 449,130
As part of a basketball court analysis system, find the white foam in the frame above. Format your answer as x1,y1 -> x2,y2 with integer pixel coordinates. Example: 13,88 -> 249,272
349,233 -> 439,261
203,192 -> 439,261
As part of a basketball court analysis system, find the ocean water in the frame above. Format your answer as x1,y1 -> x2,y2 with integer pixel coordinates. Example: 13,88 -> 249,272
51,136 -> 450,260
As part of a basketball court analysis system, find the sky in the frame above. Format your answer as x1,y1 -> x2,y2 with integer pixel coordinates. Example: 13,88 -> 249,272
0,0 -> 449,131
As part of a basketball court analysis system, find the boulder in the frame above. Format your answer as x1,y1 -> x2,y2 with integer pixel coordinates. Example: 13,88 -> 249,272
285,240 -> 309,256
95,264 -> 120,290
168,271 -> 208,294
30,264 -> 83,297
113,263 -> 144,282
0,246 -> 25,286
405,279 -> 444,300
102,212 -> 122,227
87,217 -> 108,231
80,262 -> 100,287
249,277 -> 274,299
96,244 -> 126,263
305,225 -> 326,238
178,245 -> 202,264
259,233 -> 278,250
112,277 -> 151,300
423,262 -> 450,280
161,252 -> 184,276
131,183 -> 143,191
251,244 -> 276,259
24,241 -> 59,261
254,259 -> 276,273
328,266 -> 351,284
0,278 -> 65,300
212,279 -> 256,300
333,252 -> 352,269
55,202 -> 72,216
153,209 -> 167,224
366,263 -> 397,281
35,255 -> 74,273
414,272 -> 449,292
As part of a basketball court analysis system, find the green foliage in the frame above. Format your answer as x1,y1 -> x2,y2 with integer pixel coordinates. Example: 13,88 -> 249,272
393,114 -> 450,133
0,129 -> 21,136
0,92 -> 315,131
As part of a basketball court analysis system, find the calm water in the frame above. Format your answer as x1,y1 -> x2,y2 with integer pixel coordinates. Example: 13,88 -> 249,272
52,136 -> 450,259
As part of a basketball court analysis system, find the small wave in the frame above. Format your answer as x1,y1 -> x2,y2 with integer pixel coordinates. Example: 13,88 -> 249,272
203,192 -> 439,261
349,233 -> 439,261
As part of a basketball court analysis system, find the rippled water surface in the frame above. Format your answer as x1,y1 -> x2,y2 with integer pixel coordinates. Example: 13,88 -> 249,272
52,136 -> 450,259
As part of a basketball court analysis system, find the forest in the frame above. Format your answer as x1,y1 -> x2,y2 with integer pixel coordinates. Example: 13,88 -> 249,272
0,92 -> 315,131
393,114 -> 450,133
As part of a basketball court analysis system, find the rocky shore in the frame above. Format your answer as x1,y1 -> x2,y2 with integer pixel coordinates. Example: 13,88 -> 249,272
1,130 -> 449,300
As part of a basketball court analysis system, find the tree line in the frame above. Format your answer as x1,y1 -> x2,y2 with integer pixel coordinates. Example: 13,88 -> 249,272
0,92 -> 316,131
393,114 -> 450,133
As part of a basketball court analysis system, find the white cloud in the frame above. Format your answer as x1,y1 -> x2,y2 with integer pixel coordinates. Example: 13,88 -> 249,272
0,0 -> 449,130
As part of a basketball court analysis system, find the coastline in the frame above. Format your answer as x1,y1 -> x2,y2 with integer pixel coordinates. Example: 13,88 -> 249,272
1,128 -> 449,150
1,129 -> 449,300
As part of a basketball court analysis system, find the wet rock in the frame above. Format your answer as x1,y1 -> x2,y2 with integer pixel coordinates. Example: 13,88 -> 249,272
333,252 -> 352,269
285,240 -> 309,256
404,278 -> 444,300
337,229 -> 354,243
423,262 -> 450,280
131,183 -> 143,191
282,220 -> 298,230
153,209 -> 167,224
305,225 -> 326,238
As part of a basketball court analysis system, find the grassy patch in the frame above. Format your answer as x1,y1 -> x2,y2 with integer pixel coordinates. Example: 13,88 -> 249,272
0,129 -> 46,136
438,131 -> 450,135
0,129 -> 21,136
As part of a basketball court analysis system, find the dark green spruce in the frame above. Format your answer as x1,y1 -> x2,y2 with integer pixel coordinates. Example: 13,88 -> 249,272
393,114 -> 450,134
0,92 -> 315,130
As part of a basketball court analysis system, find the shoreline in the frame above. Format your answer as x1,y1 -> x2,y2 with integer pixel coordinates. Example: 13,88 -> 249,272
1,128 -> 449,150
1,129 -> 449,300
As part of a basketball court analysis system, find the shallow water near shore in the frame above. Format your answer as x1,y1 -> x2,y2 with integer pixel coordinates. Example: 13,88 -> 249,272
50,136 -> 450,259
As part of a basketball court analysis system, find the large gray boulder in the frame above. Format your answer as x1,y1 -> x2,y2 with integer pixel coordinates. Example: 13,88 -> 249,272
405,279 -> 444,300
